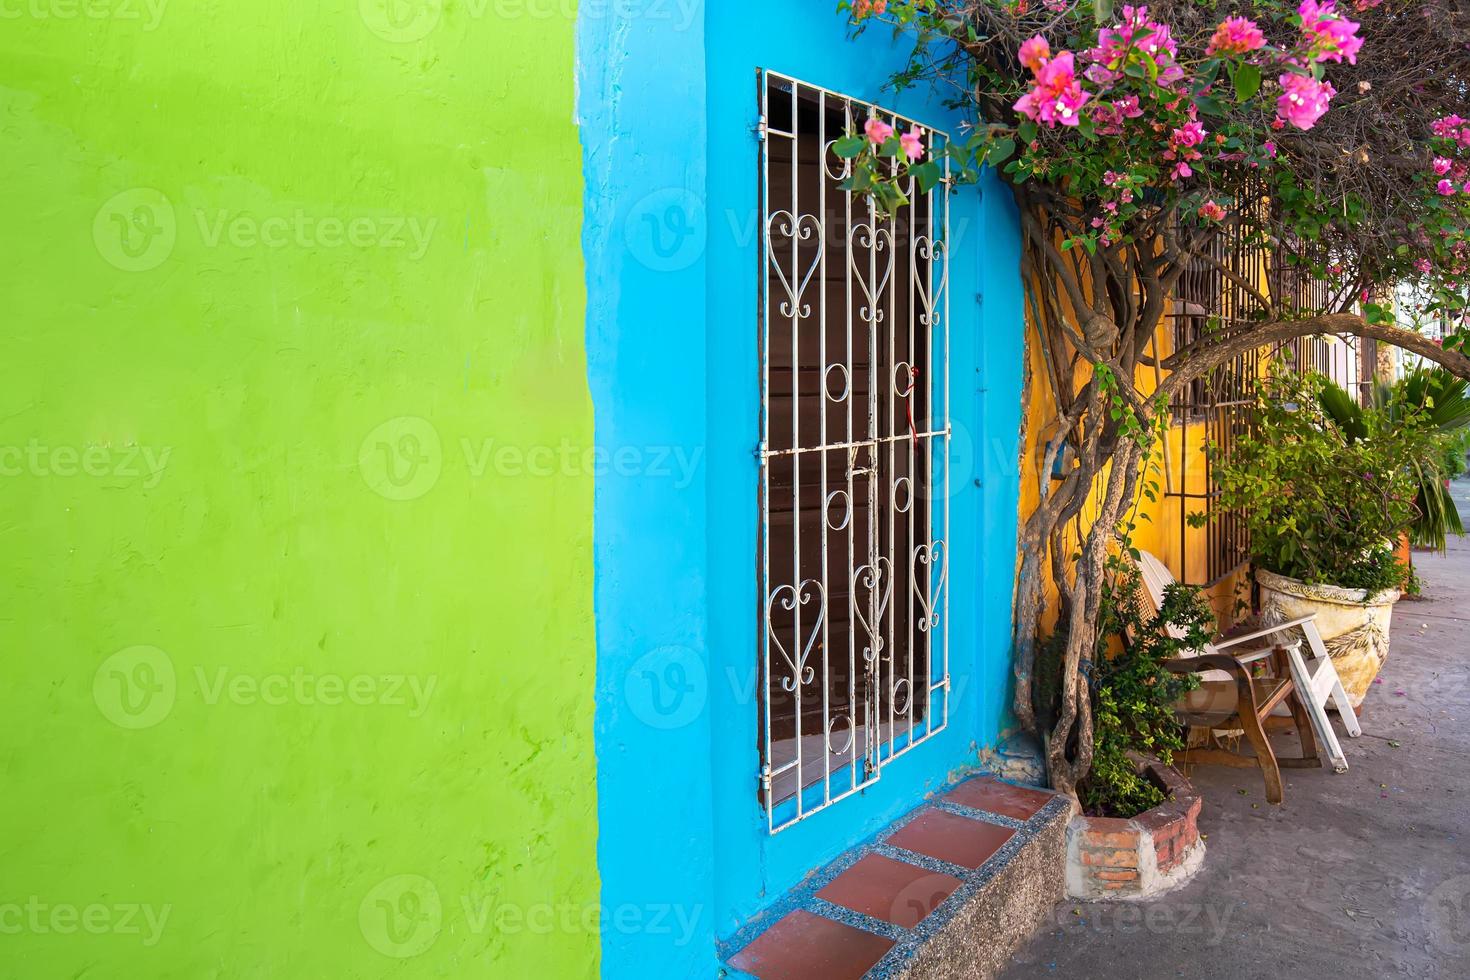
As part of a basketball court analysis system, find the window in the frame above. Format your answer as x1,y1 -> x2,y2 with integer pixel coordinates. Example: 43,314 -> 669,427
757,71 -> 952,833
1165,227 -> 1258,585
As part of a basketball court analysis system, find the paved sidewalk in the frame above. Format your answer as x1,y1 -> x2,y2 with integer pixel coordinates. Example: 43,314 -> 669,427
1002,478 -> 1470,980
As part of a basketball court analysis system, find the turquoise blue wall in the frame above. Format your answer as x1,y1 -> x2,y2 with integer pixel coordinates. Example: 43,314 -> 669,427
579,7 -> 1026,978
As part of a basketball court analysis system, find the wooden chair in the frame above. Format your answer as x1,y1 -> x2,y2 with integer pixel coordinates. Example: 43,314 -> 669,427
1134,551 -> 1359,803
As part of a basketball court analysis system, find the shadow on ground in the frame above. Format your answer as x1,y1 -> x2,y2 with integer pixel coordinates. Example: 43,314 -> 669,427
1002,477 -> 1470,980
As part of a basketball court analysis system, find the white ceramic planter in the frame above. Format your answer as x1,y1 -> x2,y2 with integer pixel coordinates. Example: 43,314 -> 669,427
1256,568 -> 1400,709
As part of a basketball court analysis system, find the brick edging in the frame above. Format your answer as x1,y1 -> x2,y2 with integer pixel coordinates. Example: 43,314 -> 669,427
1065,761 -> 1204,900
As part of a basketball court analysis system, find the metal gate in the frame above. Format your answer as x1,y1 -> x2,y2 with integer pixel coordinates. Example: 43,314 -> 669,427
757,70 -> 951,833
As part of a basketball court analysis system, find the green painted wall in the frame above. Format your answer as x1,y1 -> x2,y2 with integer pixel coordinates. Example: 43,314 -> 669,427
0,4 -> 597,977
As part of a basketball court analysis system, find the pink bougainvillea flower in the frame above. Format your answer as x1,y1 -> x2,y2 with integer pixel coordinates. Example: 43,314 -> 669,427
1014,50 -> 1090,128
1276,73 -> 1335,130
1206,16 -> 1267,56
1438,178 -> 1457,196
1199,200 -> 1227,221
1171,161 -> 1193,181
1019,34 -> 1051,72
1299,0 -> 1363,65
1172,120 -> 1207,148
1435,157 -> 1454,175
900,126 -> 926,161
1090,6 -> 1185,90
1432,115 -> 1468,139
864,117 -> 895,145
1263,140 -> 1278,158
1416,258 -> 1434,273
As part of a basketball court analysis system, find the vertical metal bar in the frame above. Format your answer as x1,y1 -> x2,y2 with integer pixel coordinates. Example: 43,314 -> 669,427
883,119 -> 898,762
758,69 -> 774,833
842,97 -> 860,793
918,133 -> 932,740
905,150 -> 918,749
816,88 -> 832,805
940,132 -> 951,732
788,79 -> 803,818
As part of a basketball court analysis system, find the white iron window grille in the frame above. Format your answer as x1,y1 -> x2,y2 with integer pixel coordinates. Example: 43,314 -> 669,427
757,70 -> 951,834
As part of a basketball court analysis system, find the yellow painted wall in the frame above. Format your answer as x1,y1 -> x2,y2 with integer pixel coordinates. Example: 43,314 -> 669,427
1015,310 -> 1250,636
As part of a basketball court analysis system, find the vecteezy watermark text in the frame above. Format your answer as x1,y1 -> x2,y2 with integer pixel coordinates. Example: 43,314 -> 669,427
0,441 -> 170,488
193,209 -> 436,260
93,646 -> 438,729
358,874 -> 702,959
359,0 -> 700,44
0,0 -> 168,29
0,899 -> 171,946
93,189 -> 439,272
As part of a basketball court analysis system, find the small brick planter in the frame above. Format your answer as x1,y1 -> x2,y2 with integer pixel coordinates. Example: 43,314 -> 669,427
1065,760 -> 1203,900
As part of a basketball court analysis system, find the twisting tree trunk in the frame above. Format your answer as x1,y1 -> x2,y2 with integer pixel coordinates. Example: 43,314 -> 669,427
1005,187 -> 1470,800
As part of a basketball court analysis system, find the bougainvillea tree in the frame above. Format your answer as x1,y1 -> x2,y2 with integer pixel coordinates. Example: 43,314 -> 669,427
839,0 -> 1470,795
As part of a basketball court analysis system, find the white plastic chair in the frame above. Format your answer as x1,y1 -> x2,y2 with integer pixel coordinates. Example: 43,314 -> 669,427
1135,550 -> 1360,772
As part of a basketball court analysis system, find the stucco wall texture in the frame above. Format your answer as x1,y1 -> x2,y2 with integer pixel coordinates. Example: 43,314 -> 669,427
0,4 -> 598,978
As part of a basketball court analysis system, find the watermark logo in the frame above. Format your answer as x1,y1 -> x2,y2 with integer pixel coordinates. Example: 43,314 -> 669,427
94,189 -> 176,272
889,872 -> 960,927
624,645 -> 707,730
360,875 -> 442,958
360,417 -> 442,501
1427,874 -> 1470,950
625,189 -> 705,272
359,0 -> 440,41
93,646 -> 177,730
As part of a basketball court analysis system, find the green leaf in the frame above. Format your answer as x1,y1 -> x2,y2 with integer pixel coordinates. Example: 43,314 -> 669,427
1195,95 -> 1226,117
1233,63 -> 1261,102
986,137 -> 1016,167
833,135 -> 867,159
1018,121 -> 1038,145
910,160 -> 942,193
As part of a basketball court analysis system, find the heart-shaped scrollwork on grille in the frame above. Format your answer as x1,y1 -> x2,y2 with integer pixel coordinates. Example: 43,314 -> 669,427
912,540 -> 948,632
852,557 -> 893,664
766,210 -> 824,320
767,579 -> 826,692
849,223 -> 894,324
912,236 -> 948,329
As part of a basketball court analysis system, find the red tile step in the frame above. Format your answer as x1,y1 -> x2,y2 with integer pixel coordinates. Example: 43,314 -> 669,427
943,776 -> 1054,821
816,853 -> 963,928
728,909 -> 895,980
723,775 -> 1068,979
886,808 -> 1016,870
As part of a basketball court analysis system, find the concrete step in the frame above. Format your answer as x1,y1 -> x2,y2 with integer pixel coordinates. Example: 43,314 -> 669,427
721,776 -> 1073,980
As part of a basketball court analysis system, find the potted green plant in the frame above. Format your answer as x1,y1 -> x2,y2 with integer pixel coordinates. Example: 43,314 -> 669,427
1199,369 -> 1442,706
1318,366 -> 1470,552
